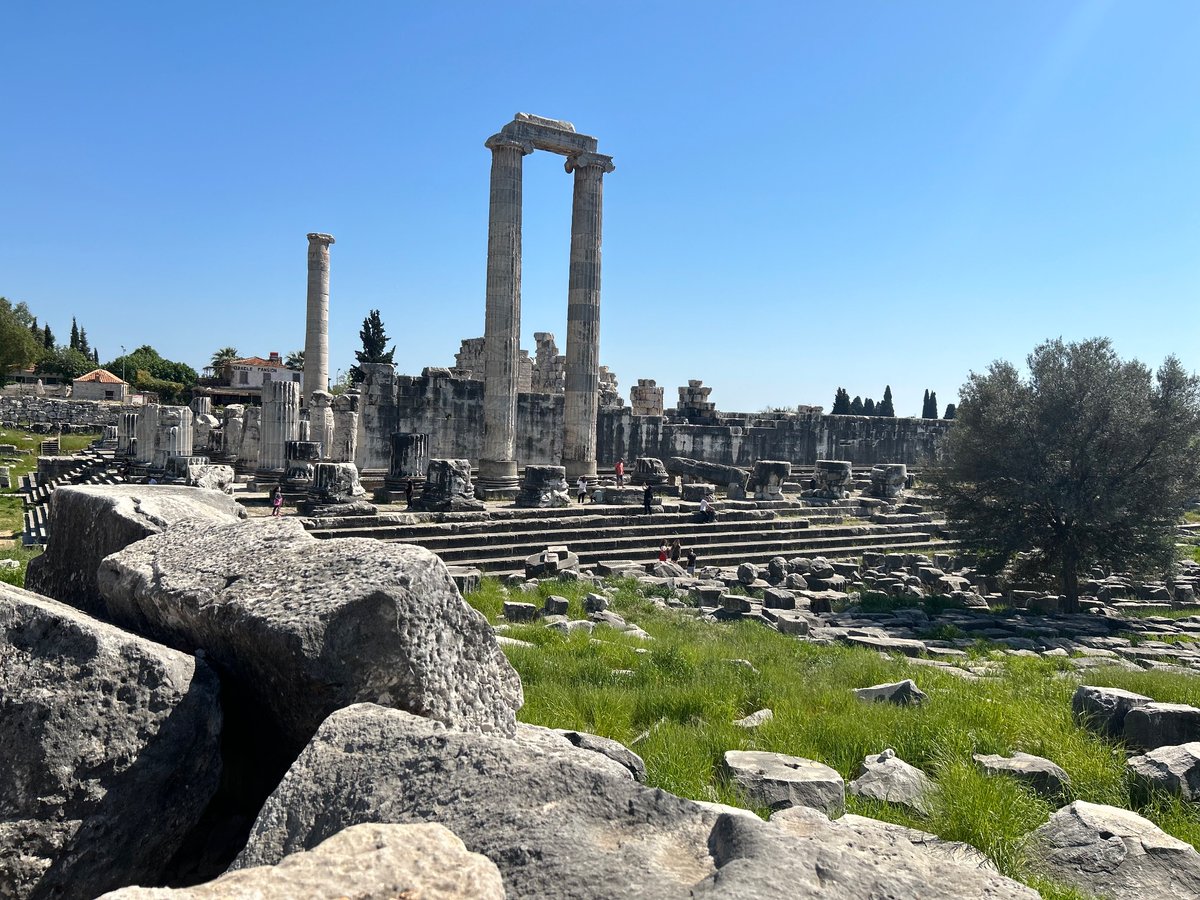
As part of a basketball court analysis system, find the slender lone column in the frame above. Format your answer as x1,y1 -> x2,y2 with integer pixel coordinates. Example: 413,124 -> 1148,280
477,134 -> 532,498
304,233 -> 335,404
561,151 -> 615,481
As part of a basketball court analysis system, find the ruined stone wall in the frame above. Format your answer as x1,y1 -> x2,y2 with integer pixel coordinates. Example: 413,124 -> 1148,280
0,397 -> 123,428
356,366 -> 949,471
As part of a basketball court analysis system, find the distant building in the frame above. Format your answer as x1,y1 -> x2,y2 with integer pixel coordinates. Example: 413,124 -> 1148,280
195,351 -> 303,406
72,368 -> 129,402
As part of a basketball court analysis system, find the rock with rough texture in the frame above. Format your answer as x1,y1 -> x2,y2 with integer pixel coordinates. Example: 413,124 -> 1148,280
973,751 -> 1071,799
734,708 -> 774,729
234,704 -> 723,899
854,678 -> 928,705
1124,702 -> 1200,750
1072,685 -> 1152,737
722,750 -> 845,815
185,463 -> 236,493
692,807 -> 1037,899
1127,742 -> 1200,801
0,583 -> 222,900
553,729 -> 648,783
96,517 -> 521,744
95,823 -> 505,899
1029,800 -> 1200,899
25,484 -> 245,616
849,749 -> 937,815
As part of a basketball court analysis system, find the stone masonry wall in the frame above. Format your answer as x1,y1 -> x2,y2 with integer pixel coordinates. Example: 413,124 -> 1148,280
0,397 -> 123,428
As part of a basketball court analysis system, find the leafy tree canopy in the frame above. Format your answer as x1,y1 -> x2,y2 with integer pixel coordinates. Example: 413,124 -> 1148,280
0,297 -> 43,386
831,387 -> 851,415
36,346 -> 95,381
285,349 -> 304,368
104,345 -> 198,387
932,337 -> 1200,612
863,397 -> 877,415
944,402 -> 957,420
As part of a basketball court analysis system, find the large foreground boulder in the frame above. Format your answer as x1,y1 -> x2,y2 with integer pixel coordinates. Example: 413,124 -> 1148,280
96,517 -> 522,744
0,583 -> 222,900
1028,800 -> 1200,899
234,704 -> 1036,899
96,823 -> 505,899
25,484 -> 245,616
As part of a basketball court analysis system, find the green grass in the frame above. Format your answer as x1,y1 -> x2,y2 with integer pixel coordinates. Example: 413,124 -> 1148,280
0,426 -> 101,537
465,575 -> 1200,897
0,544 -> 38,588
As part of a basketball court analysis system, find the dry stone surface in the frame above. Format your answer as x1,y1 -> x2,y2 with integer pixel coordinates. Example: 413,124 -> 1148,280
972,751 -> 1071,799
721,750 -> 845,815
95,823 -> 505,899
848,749 -> 937,815
96,517 -> 522,743
1123,702 -> 1200,751
24,484 -> 244,617
0,583 -> 222,900
1072,685 -> 1153,737
1127,742 -> 1200,801
1029,800 -> 1200,899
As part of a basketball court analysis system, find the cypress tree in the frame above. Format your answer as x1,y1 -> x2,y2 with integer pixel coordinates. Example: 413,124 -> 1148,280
831,387 -> 851,415
879,385 -> 895,417
863,397 -> 876,415
42,324 -> 53,348
928,391 -> 938,418
69,317 -> 79,350
944,403 -> 957,420
849,395 -> 864,415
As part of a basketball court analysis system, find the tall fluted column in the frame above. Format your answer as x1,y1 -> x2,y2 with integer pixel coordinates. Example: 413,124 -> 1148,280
258,380 -> 301,479
561,151 -> 615,481
304,233 -> 335,404
477,134 -> 532,499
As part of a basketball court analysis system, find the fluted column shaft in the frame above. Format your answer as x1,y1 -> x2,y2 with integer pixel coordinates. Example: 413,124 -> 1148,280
259,380 -> 301,475
304,233 -> 335,403
561,152 -> 615,480
479,135 -> 532,492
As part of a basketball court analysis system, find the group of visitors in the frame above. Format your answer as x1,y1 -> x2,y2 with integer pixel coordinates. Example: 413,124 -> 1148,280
657,538 -> 697,574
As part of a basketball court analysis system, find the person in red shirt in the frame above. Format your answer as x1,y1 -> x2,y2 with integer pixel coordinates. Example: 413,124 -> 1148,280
615,458 -> 625,486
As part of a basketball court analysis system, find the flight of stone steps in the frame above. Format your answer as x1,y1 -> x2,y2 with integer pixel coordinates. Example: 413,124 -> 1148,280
305,498 -> 956,575
20,448 -> 122,545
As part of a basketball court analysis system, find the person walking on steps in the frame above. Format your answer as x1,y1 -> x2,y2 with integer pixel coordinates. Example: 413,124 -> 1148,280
271,487 -> 283,517
687,548 -> 697,575
577,476 -> 588,504
643,482 -> 654,515
615,458 -> 625,486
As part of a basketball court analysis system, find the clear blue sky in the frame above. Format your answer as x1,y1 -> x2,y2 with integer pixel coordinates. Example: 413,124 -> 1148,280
4,1 -> 1197,415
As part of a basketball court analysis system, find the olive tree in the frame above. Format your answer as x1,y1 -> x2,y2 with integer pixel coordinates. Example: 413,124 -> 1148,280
933,337 -> 1200,612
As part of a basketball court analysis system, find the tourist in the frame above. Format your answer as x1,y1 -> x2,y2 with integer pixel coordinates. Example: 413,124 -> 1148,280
643,483 -> 653,515
698,495 -> 715,522
271,487 -> 283,517
658,541 -> 668,563
404,478 -> 414,505
615,458 -> 625,486
577,476 -> 588,504
670,539 -> 682,563
687,548 -> 697,575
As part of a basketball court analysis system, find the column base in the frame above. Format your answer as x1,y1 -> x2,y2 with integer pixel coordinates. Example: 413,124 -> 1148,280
563,460 -> 598,482
475,458 -> 520,501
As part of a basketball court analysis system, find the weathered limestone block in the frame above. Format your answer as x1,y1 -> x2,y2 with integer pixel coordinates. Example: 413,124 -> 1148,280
384,432 -> 428,488
630,378 -> 664,417
308,390 -> 335,458
219,404 -> 245,459
1072,685 -> 1154,737
854,679 -> 928,705
1124,702 -> 1200,750
24,484 -> 245,617
96,518 -> 522,743
665,457 -> 750,495
631,456 -> 669,485
238,407 -> 262,469
721,750 -> 845,816
186,462 -> 236,493
681,482 -> 717,502
515,465 -> 571,508
1127,742 -> 1200,802
233,704 -> 722,898
308,462 -> 366,503
973,752 -> 1071,799
869,463 -> 907,499
849,749 -> 937,815
1029,800 -> 1200,899
330,391 -> 359,464
752,460 -> 792,500
282,440 -> 322,488
525,546 -> 579,579
808,460 -> 853,499
0,583 -> 222,900
411,459 -> 486,512
97,823 -> 505,900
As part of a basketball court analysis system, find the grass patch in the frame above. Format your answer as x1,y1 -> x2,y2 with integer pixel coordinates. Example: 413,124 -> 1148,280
0,544 -> 38,588
465,575 -> 1200,894
0,426 -> 102,537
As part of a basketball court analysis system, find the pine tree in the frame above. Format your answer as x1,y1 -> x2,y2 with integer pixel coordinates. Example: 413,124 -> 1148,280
831,387 -> 851,415
863,397 -> 876,415
879,385 -> 895,416
849,395 -> 864,415
944,403 -> 957,420
922,389 -> 930,417
92,348 -> 100,364
349,309 -> 395,384
77,327 -> 90,356
29,317 -> 39,338
927,391 -> 938,418
69,317 -> 79,351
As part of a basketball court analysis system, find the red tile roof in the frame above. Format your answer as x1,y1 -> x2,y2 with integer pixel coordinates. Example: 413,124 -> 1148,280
74,368 -> 127,384
231,356 -> 289,368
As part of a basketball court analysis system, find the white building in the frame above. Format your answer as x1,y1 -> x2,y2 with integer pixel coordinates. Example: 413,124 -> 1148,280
72,368 -> 128,402
226,353 -> 304,392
